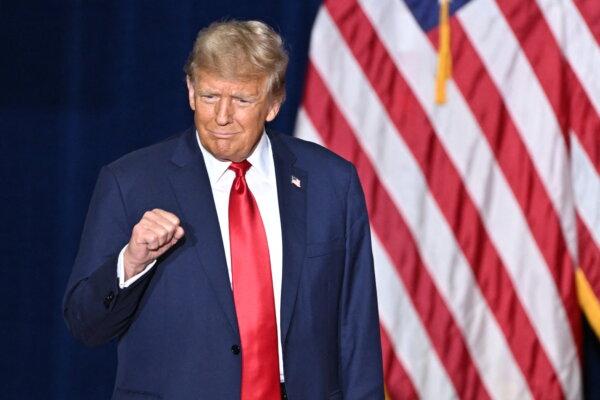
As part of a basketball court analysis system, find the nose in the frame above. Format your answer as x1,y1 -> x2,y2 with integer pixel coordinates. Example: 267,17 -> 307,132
215,98 -> 233,126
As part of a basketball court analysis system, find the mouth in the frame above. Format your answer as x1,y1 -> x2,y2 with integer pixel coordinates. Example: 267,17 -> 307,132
208,130 -> 239,139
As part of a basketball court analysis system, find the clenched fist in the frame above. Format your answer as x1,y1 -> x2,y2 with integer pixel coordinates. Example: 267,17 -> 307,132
123,209 -> 185,280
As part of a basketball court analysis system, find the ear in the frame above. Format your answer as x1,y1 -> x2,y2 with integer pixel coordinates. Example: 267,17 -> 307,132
186,76 -> 196,111
265,99 -> 282,122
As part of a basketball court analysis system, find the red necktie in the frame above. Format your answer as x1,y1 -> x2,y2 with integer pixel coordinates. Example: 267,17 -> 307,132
228,160 -> 281,400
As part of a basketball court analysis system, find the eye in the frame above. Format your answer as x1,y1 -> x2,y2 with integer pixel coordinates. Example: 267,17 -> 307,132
234,97 -> 251,105
200,94 -> 218,103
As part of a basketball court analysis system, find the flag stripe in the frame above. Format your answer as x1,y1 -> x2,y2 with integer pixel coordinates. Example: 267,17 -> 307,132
497,0 -> 600,176
536,0 -> 600,117
373,249 -> 448,400
357,0 -> 581,396
380,326 -> 419,400
572,136 -> 600,248
571,0 -> 600,46
326,0 -> 567,397
302,60 -> 493,399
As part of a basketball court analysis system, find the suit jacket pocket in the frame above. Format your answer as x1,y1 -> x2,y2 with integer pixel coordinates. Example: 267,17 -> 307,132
113,387 -> 162,400
306,238 -> 345,258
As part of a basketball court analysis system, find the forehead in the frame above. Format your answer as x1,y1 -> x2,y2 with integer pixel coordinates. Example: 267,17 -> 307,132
194,70 -> 268,95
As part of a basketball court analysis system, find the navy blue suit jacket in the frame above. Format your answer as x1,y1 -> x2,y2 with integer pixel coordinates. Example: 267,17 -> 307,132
63,129 -> 383,399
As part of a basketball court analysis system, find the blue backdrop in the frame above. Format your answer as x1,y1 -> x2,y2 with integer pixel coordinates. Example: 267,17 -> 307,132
1,1 -> 598,399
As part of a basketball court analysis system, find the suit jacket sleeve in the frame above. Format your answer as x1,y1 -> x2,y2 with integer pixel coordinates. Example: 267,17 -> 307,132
340,165 -> 384,399
63,166 -> 154,346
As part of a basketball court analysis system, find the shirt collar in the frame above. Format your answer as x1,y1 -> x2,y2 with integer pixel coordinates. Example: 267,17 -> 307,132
195,130 -> 273,186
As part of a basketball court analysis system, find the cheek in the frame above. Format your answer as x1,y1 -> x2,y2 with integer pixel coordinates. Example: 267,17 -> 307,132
193,104 -> 213,124
238,109 -> 267,130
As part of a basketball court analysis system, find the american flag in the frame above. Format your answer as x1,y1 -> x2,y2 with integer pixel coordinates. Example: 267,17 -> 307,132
294,0 -> 600,398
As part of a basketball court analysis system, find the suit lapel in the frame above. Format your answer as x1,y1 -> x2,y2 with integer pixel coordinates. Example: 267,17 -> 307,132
269,132 -> 307,346
168,130 -> 239,336
165,130 -> 307,343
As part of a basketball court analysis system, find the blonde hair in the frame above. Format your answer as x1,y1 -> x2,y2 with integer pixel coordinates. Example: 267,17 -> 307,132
184,20 -> 289,101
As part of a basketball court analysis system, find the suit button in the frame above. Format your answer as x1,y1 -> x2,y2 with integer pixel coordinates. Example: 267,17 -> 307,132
231,345 -> 240,355
103,291 -> 115,309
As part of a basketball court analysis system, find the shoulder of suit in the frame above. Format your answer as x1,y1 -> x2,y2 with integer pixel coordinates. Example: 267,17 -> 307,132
105,129 -> 187,175
272,131 -> 354,174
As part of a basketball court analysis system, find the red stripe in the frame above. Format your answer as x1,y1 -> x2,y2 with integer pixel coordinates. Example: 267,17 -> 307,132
566,67 -> 600,175
325,0 -> 566,397
302,62 -> 491,400
430,11 -> 583,359
577,215 -> 600,301
573,0 -> 600,46
380,325 -> 419,400
497,0 -> 600,175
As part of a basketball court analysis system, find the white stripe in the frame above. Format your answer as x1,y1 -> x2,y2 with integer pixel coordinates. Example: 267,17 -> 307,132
294,108 -> 324,145
311,8 -> 531,399
372,233 -> 457,400
294,111 -> 457,399
358,0 -> 581,397
571,133 -> 600,247
537,0 -> 600,118
458,0 -> 578,262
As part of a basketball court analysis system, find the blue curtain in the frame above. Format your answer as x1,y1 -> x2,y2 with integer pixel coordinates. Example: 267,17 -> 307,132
0,2 -> 320,398
0,1 -> 598,399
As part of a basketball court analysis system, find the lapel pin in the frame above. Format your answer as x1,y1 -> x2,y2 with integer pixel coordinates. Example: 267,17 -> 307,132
291,175 -> 301,188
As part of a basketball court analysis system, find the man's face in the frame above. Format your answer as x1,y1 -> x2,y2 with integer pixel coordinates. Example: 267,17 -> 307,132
186,70 -> 282,162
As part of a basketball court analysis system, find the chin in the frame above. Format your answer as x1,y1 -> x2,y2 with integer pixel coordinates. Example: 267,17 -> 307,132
203,137 -> 252,162
211,148 -> 243,162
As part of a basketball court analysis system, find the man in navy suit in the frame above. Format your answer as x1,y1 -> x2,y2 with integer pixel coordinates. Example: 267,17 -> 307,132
63,20 -> 383,399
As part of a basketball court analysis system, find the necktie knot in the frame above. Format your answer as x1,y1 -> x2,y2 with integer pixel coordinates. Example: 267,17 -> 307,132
229,160 -> 252,177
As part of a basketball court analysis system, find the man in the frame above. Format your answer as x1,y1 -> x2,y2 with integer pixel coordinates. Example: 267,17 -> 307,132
63,20 -> 383,399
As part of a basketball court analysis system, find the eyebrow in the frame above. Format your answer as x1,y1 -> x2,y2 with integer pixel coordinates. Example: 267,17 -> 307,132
198,89 -> 259,100
197,89 -> 219,96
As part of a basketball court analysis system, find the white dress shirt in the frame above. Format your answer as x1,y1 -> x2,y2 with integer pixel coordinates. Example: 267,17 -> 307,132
117,131 -> 285,381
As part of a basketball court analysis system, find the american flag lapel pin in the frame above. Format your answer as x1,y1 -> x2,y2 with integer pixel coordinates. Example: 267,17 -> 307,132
291,175 -> 301,188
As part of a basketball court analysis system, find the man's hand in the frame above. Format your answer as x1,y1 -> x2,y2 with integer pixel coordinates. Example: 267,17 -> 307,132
123,209 -> 185,281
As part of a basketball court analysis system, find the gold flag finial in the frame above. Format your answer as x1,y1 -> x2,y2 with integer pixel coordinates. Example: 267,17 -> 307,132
435,0 -> 452,104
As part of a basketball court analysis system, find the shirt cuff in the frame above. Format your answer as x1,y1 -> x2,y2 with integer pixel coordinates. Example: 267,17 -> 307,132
117,245 -> 157,289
